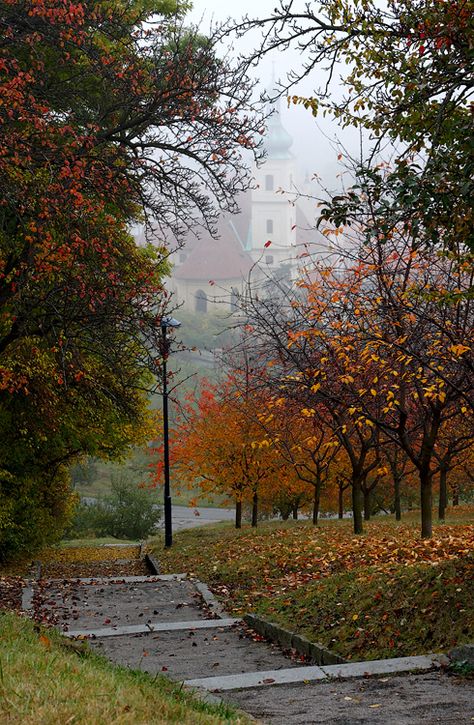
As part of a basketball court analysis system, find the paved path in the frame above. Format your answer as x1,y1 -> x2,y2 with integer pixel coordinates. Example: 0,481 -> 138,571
29,549 -> 474,724
158,505 -> 235,532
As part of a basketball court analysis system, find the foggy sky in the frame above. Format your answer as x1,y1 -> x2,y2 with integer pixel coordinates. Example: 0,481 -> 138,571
188,0 -> 364,195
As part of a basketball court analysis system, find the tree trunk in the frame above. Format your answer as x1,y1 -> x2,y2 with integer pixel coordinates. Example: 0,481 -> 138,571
438,467 -> 448,521
394,475 -> 402,521
312,485 -> 320,526
235,499 -> 242,529
420,469 -> 433,539
453,484 -> 459,507
352,474 -> 364,535
363,489 -> 371,521
292,505 -> 298,520
251,492 -> 258,527
338,485 -> 344,519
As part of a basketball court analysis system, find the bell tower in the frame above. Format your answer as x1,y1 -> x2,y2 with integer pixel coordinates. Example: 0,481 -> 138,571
248,95 -> 297,276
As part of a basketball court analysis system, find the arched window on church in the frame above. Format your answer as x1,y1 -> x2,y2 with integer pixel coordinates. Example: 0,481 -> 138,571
265,174 -> 274,191
266,219 -> 273,234
195,289 -> 207,313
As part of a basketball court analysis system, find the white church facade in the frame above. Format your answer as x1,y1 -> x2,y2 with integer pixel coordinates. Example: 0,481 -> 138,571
167,98 -> 330,313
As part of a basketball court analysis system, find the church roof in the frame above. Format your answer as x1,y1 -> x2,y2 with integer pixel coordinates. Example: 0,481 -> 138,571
174,213 -> 254,282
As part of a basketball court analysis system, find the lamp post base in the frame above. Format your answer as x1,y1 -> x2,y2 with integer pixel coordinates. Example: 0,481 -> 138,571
164,495 -> 172,548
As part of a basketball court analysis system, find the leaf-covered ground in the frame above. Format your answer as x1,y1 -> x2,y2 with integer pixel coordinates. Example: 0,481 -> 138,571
155,509 -> 474,661
0,544 -> 145,610
39,545 -> 147,578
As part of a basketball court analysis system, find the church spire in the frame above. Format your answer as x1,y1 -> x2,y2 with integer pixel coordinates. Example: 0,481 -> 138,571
263,76 -> 294,160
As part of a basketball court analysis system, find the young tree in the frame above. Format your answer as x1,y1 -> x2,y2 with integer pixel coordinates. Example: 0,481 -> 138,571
257,397 -> 340,525
163,380 -> 275,528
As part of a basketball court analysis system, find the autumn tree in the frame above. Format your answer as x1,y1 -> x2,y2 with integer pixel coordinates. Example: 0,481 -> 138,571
237,233 -> 473,539
256,396 -> 339,525
163,380 -> 277,528
297,239 -> 473,538
236,271 -> 384,535
0,0 -> 263,557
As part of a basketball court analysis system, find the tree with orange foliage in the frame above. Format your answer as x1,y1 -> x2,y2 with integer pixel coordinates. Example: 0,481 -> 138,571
255,395 -> 339,525
237,232 -> 473,538
163,380 -> 277,528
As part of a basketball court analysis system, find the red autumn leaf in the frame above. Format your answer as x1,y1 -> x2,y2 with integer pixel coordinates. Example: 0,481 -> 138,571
264,240 -> 272,248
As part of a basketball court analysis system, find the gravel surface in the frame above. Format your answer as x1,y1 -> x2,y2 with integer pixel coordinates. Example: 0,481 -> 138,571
224,671 -> 474,724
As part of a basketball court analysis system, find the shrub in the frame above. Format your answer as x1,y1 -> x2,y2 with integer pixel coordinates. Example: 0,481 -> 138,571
65,475 -> 160,541
0,467 -> 77,564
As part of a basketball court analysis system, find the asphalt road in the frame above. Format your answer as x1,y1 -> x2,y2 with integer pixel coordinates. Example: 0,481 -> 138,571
157,504 -> 235,532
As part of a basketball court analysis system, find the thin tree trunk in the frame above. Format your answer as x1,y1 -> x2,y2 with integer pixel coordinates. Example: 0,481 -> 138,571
312,485 -> 320,526
438,467 -> 448,521
251,491 -> 258,527
292,505 -> 298,520
235,499 -> 242,529
363,489 -> 371,521
453,484 -> 459,506
338,485 -> 344,519
394,475 -> 402,521
352,474 -> 364,535
420,469 -> 433,539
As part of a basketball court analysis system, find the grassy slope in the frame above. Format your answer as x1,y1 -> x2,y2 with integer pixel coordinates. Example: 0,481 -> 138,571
0,612 -> 249,725
156,509 -> 474,661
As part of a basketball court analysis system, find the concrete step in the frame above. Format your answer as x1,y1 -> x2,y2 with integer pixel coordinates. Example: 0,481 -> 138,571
37,577 -> 208,631
222,670 -> 473,724
90,625 -> 307,682
184,654 -> 444,692
66,617 -> 241,638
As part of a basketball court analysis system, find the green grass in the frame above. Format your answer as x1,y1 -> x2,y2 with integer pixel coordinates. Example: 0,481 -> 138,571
0,612 -> 250,724
155,508 -> 474,661
59,537 -> 140,547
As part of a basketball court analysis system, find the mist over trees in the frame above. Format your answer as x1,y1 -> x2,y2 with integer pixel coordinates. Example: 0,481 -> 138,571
162,0 -> 473,540
0,0 -> 472,559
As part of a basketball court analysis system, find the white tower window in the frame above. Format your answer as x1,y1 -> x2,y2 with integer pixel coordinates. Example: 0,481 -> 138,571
265,174 -> 274,191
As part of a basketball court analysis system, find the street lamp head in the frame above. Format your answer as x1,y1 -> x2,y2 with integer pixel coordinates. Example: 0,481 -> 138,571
161,315 -> 181,329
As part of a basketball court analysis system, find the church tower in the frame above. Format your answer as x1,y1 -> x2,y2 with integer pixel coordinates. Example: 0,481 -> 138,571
248,96 -> 297,277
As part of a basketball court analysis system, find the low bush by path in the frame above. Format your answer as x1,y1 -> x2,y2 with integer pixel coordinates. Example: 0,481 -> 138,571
155,509 -> 474,661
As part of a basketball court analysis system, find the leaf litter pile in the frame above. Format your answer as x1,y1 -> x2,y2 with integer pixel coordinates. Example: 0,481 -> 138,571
40,545 -> 147,578
0,544 -> 147,613
159,515 -> 474,661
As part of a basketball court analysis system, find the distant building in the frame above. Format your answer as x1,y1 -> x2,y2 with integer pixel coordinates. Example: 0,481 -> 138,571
149,96 -> 332,313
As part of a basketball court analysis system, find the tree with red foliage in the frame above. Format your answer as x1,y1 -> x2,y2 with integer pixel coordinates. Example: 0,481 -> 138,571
0,0 -> 262,558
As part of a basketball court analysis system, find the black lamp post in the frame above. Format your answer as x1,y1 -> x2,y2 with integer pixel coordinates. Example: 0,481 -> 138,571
160,315 -> 181,548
